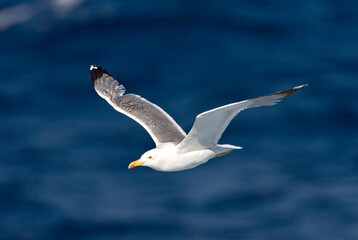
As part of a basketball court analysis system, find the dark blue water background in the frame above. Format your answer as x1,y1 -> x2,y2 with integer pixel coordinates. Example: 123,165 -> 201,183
1,0 -> 358,239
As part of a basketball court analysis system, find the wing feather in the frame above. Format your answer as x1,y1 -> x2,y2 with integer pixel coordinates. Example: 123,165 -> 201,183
177,84 -> 308,151
90,65 -> 186,146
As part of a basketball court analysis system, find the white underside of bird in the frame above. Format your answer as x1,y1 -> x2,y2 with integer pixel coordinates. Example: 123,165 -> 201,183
89,65 -> 307,172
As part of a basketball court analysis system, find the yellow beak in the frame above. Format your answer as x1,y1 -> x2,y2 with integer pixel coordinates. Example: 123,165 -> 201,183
128,159 -> 144,169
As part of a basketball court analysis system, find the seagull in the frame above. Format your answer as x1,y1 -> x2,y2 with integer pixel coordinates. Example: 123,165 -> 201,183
90,65 -> 307,172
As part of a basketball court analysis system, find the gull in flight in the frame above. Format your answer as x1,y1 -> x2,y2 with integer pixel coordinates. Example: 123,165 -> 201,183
90,65 -> 307,172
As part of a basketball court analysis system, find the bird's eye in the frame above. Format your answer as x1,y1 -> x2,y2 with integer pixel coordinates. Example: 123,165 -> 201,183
148,156 -> 152,159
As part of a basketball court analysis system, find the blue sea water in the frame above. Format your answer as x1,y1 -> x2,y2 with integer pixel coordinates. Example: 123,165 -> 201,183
1,0 -> 358,239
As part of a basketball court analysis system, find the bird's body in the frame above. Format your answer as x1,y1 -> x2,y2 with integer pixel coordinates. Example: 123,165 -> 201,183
140,143 -> 213,172
90,65 -> 307,172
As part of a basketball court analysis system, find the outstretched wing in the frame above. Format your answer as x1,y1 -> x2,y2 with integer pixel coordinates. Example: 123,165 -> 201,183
90,65 -> 186,146
177,84 -> 308,151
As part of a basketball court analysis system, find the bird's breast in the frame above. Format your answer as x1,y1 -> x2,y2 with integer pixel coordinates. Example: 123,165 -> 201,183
166,148 -> 216,171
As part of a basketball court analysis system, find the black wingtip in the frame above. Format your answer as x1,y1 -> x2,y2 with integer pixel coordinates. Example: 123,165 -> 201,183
270,83 -> 308,98
89,65 -> 112,85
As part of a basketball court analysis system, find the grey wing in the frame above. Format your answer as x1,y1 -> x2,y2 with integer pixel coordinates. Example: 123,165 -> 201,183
90,65 -> 186,146
177,84 -> 308,151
